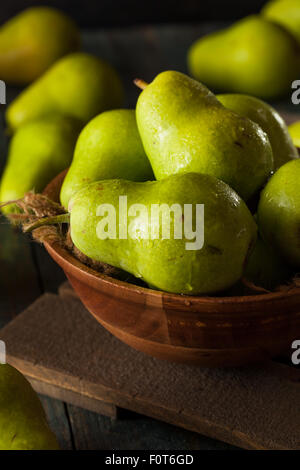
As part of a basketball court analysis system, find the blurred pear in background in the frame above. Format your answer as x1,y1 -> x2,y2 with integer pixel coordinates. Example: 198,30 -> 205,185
0,114 -> 82,214
0,7 -> 80,84
6,52 -> 124,131
188,15 -> 300,99
263,0 -> 300,45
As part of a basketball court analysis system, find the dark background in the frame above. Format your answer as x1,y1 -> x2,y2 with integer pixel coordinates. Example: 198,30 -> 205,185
1,1 -> 268,27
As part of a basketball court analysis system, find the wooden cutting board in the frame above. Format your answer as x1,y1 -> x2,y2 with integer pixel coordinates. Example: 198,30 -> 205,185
0,282 -> 299,450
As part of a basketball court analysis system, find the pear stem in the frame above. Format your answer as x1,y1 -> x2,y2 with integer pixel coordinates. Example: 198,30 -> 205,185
134,78 -> 149,90
24,213 -> 70,233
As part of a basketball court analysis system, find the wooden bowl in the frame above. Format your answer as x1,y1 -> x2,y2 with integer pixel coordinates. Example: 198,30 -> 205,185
42,170 -> 300,367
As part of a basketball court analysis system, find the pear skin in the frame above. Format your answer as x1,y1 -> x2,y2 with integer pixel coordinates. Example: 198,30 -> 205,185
136,71 -> 273,201
263,0 -> 300,45
257,159 -> 300,267
218,94 -> 299,170
188,16 -> 300,99
6,53 -> 124,132
0,364 -> 59,450
60,109 -> 153,209
0,114 -> 81,214
245,235 -> 292,290
0,7 -> 79,84
288,121 -> 300,147
69,173 -> 257,295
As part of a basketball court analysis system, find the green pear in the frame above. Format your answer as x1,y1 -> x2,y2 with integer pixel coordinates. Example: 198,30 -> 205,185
63,172 -> 256,295
6,52 -> 124,132
218,94 -> 299,170
244,235 -> 292,290
0,7 -> 79,85
135,71 -> 273,201
263,0 -> 300,45
60,109 -> 153,209
288,121 -> 300,147
188,15 -> 300,99
0,114 -> 81,214
257,159 -> 300,267
0,363 -> 59,449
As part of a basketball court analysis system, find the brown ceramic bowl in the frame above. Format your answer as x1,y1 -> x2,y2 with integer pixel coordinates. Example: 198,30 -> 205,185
42,170 -> 300,367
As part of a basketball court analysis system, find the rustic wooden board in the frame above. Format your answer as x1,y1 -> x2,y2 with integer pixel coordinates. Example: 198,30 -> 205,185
0,282 -> 299,451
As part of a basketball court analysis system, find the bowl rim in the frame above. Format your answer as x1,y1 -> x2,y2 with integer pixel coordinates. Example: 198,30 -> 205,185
43,170 -> 300,307
45,239 -> 300,305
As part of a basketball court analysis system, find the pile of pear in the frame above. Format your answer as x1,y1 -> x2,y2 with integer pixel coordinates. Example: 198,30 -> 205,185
0,7 -> 299,297
2,64 -> 299,296
188,0 -> 300,99
65,72 -> 299,295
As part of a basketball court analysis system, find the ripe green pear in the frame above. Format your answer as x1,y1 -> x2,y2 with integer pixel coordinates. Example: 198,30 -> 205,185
6,52 -> 124,131
0,363 -> 59,449
244,235 -> 292,290
218,94 -> 298,170
257,159 -> 300,267
0,7 -> 79,85
0,114 -> 81,214
60,109 -> 153,209
188,16 -> 300,99
67,173 -> 257,295
136,71 -> 273,201
288,121 -> 300,147
263,0 -> 300,45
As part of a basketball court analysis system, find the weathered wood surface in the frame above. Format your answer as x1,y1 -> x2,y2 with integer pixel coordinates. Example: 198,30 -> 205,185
0,23 -> 299,450
1,283 -> 299,450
